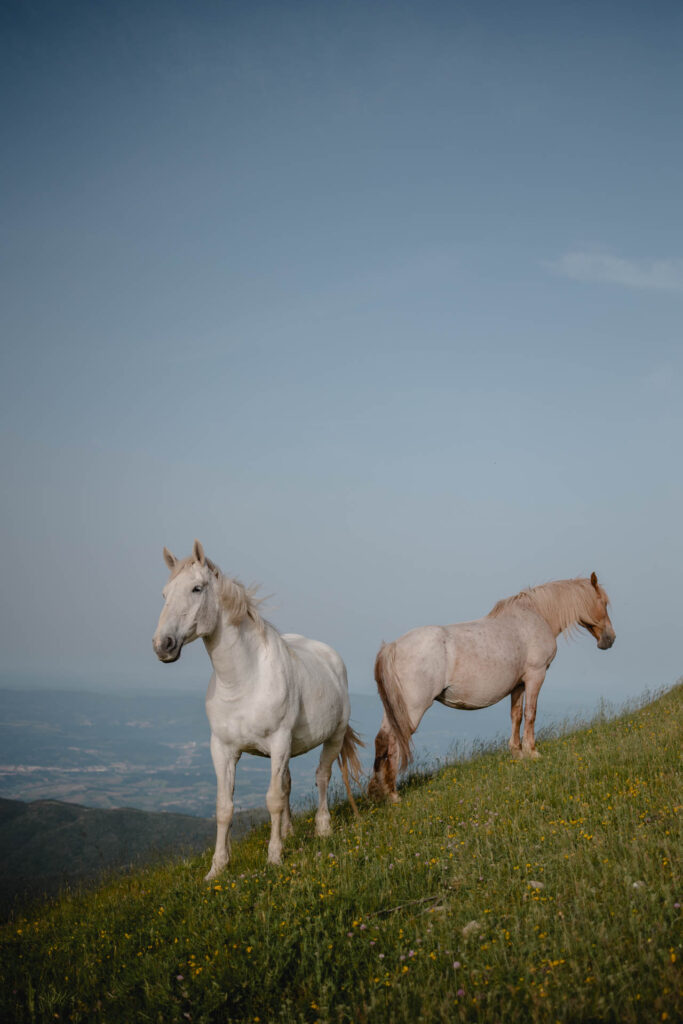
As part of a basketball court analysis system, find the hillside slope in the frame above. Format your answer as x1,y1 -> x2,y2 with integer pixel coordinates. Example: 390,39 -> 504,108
1,684 -> 680,1023
0,798 -> 266,916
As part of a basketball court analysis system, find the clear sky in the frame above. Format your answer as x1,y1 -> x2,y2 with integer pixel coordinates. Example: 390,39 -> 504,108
1,0 -> 681,711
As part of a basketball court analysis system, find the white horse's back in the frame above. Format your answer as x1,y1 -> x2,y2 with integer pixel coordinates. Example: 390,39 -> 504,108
281,633 -> 350,754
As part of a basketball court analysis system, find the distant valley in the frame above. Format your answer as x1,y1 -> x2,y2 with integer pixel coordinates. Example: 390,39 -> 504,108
0,687 -> 519,816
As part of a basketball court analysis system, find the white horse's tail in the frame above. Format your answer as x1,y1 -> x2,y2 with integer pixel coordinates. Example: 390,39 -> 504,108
374,642 -> 413,770
338,725 -> 364,818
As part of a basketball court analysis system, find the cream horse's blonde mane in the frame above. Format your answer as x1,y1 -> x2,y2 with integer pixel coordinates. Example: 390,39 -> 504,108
169,556 -> 265,633
488,577 -> 609,638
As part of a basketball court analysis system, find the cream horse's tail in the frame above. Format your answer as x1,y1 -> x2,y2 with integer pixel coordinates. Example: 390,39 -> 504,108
338,725 -> 364,818
374,642 -> 413,770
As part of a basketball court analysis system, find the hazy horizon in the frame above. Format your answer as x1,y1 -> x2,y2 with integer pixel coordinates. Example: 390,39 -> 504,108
2,1 -> 682,713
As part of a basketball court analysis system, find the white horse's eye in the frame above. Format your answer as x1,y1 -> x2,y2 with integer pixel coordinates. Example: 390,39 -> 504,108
192,585 -> 203,593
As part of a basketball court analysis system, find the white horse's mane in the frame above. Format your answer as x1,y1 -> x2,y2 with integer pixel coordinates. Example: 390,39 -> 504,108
488,577 -> 609,638
170,556 -> 266,633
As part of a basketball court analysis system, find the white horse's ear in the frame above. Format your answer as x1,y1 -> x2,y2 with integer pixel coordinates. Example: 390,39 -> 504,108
206,556 -> 220,578
193,539 -> 206,565
163,547 -> 177,569
590,571 -> 599,589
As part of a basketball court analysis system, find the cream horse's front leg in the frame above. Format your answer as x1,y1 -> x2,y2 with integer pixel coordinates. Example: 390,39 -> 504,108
509,683 -> 525,759
205,734 -> 240,881
521,671 -> 546,758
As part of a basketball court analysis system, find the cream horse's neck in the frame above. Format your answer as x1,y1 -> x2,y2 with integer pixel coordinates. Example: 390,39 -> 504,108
493,579 -> 603,640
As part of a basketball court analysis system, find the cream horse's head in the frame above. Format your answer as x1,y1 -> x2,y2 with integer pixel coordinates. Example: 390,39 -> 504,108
581,572 -> 616,650
153,539 -> 221,663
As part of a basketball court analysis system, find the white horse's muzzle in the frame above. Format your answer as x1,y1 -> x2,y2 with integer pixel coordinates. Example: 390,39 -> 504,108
153,634 -> 182,662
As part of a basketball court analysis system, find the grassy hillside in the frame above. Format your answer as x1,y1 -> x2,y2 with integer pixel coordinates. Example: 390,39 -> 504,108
1,684 -> 680,1023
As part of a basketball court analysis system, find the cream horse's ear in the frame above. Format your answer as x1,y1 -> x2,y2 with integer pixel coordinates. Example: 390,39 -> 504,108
590,571 -> 599,589
163,547 -> 177,569
193,539 -> 206,566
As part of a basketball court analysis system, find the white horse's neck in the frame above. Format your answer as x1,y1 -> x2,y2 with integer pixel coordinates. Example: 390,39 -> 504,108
203,608 -> 267,689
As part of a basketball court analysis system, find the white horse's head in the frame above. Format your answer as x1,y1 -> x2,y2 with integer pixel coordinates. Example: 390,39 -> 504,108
153,539 -> 222,663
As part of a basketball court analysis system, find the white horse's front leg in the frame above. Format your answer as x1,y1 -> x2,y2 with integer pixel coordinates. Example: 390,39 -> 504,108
205,735 -> 240,881
266,740 -> 291,865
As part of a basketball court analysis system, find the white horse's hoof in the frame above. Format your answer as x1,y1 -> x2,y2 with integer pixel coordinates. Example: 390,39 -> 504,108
204,862 -> 227,881
315,822 -> 332,837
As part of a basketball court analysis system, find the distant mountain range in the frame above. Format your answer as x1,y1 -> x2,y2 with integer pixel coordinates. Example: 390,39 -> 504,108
0,796 -> 267,918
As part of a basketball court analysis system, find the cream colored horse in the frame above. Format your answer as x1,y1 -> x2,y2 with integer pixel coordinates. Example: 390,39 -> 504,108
153,540 -> 362,876
369,574 -> 615,802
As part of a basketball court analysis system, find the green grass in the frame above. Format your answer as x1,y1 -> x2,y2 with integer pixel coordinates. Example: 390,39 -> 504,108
1,685 -> 681,1024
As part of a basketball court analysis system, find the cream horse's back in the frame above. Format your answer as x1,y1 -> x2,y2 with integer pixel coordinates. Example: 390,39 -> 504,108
369,574 -> 615,802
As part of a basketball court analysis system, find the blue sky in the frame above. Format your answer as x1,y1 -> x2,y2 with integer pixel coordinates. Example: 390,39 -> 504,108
1,0 -> 681,715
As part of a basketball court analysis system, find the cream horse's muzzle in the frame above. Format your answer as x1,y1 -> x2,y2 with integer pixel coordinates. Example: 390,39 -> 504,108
597,629 -> 615,650
153,634 -> 183,662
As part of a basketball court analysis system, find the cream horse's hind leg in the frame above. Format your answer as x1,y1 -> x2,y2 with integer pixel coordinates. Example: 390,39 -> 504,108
509,683 -> 524,759
368,718 -> 401,803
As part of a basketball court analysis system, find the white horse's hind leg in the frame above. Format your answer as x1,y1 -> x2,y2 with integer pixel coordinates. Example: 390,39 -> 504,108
205,736 -> 240,881
266,740 -> 291,865
509,683 -> 524,759
315,734 -> 343,836
280,764 -> 294,839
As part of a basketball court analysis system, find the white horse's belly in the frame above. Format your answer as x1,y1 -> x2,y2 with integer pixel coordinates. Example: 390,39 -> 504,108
284,633 -> 350,751
206,634 -> 350,759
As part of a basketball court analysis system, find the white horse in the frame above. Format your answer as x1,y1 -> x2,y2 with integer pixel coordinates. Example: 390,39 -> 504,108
369,574 -> 615,802
153,540 -> 362,876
